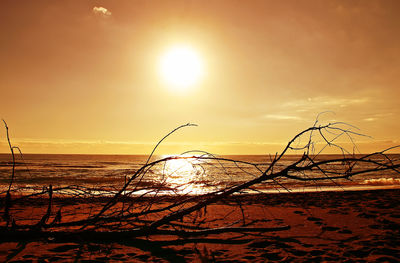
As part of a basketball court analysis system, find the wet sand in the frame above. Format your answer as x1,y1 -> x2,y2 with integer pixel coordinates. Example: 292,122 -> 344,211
1,189 -> 399,262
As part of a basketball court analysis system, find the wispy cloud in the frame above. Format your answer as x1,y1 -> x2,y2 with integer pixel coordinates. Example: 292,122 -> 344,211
263,114 -> 303,121
92,6 -> 112,17
363,112 -> 394,122
285,97 -> 369,109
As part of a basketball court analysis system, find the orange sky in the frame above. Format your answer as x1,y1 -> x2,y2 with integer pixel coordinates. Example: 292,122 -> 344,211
1,0 -> 399,154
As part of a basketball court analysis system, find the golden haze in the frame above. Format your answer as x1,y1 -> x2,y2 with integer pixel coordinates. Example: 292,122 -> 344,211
0,1 -> 399,154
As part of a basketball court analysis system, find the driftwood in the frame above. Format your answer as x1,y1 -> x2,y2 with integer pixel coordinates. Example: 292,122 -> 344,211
1,117 -> 399,243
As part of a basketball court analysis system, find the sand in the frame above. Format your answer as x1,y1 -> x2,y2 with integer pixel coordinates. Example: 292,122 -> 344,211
1,189 -> 399,262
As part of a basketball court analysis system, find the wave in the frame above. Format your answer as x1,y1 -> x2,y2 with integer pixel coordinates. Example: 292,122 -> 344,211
362,178 -> 400,185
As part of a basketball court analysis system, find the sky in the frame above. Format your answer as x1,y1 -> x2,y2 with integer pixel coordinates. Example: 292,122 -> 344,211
0,0 -> 399,154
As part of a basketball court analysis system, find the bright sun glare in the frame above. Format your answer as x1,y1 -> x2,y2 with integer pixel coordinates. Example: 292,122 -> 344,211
160,46 -> 203,90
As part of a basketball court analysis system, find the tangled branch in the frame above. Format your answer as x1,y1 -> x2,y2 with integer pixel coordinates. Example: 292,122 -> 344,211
0,119 -> 399,242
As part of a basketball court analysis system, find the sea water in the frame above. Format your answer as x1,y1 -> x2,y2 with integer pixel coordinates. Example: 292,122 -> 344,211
0,153 -> 399,195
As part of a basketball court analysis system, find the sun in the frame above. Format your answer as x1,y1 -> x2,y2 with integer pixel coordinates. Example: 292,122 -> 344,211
159,45 -> 204,90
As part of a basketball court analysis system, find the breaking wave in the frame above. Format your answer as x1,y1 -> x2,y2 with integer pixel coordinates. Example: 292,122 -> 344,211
363,178 -> 400,185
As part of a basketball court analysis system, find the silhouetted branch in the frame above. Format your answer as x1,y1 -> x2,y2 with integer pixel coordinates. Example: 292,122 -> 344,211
2,120 -> 15,192
1,119 -> 399,243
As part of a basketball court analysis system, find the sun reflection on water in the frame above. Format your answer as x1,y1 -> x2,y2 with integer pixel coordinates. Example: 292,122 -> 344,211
160,156 -> 208,195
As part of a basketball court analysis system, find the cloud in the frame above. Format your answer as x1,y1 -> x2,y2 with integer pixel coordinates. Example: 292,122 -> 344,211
363,112 -> 394,122
284,97 -> 369,109
263,114 -> 303,121
92,6 -> 112,17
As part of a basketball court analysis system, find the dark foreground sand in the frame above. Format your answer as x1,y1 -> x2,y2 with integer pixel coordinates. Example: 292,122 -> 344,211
1,189 -> 399,262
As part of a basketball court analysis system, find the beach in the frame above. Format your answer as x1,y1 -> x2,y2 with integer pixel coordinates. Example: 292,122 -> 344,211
1,188 -> 399,262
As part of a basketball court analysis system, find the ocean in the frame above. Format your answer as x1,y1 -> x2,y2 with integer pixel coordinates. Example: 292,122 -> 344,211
1,153 -> 399,196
